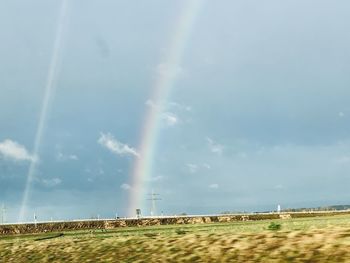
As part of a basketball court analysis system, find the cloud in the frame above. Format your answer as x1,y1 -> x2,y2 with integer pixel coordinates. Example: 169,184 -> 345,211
56,152 -> 78,161
209,183 -> 219,189
339,112 -> 345,118
120,183 -> 131,191
98,133 -> 139,158
145,99 -> 157,108
41,178 -> 62,187
0,139 -> 37,162
186,163 -> 211,174
274,184 -> 284,190
187,163 -> 198,174
69,154 -> 78,160
203,163 -> 211,169
147,100 -> 191,112
145,100 -> 180,127
161,112 -> 178,126
168,102 -> 192,112
206,137 -> 224,155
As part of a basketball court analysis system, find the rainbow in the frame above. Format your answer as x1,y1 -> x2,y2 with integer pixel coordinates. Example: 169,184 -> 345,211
19,0 -> 69,222
128,0 -> 204,217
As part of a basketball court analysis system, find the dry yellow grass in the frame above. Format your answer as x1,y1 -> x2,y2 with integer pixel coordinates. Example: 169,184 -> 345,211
2,215 -> 350,262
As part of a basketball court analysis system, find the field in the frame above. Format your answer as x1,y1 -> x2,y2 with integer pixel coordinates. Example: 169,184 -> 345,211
2,215 -> 350,262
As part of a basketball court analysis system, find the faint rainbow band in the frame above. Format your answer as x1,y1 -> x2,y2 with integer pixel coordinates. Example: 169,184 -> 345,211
19,0 -> 69,222
128,0 -> 204,217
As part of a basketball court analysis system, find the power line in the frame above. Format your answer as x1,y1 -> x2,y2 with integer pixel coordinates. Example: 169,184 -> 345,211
147,189 -> 161,216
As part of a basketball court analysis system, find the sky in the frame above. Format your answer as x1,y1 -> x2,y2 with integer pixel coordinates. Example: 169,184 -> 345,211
1,0 -> 350,223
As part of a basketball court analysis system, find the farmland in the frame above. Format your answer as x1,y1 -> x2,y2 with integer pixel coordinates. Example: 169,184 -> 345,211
2,214 -> 350,262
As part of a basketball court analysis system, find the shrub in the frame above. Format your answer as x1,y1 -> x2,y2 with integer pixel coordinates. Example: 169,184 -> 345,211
175,229 -> 187,235
268,222 -> 281,231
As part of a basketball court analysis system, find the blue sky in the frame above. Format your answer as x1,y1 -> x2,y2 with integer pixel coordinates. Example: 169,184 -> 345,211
1,0 -> 350,222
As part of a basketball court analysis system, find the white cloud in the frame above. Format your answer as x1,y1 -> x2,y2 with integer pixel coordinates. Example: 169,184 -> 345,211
98,133 -> 139,158
274,184 -> 284,190
0,139 -> 37,162
56,152 -> 64,161
161,112 -> 178,126
120,183 -> 131,191
187,163 -> 198,174
209,183 -> 219,189
69,154 -> 78,160
145,100 -> 180,127
207,137 -> 224,155
169,102 -> 192,112
145,99 -> 158,109
203,163 -> 211,169
186,163 -> 211,174
41,178 -> 62,187
56,152 -> 78,161
339,112 -> 345,118
147,100 -> 191,113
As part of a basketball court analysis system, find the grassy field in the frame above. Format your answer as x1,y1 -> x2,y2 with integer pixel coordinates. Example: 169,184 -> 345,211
2,215 -> 350,262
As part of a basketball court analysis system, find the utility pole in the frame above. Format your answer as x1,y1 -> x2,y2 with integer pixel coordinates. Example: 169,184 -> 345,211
34,212 -> 37,227
147,189 -> 161,217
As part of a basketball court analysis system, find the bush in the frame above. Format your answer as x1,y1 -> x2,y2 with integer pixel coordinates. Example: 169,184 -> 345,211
268,222 -> 281,231
175,229 -> 188,235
